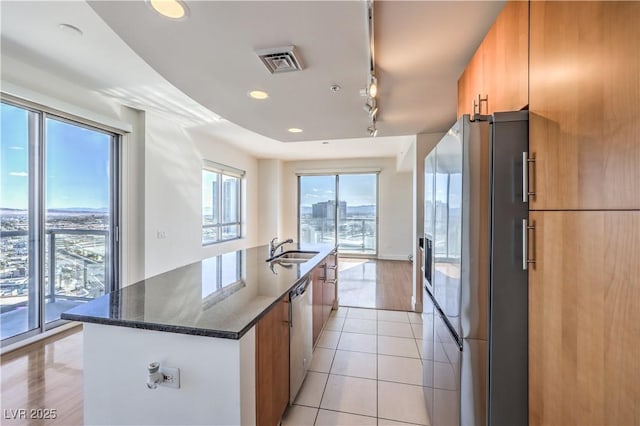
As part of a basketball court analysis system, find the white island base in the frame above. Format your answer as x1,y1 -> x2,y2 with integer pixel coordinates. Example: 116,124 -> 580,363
83,323 -> 257,425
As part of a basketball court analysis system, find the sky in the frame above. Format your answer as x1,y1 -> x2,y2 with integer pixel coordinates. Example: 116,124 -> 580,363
1,102 -> 111,210
300,174 -> 377,207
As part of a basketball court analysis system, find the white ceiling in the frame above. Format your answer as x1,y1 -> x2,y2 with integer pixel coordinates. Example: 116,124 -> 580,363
0,0 -> 504,160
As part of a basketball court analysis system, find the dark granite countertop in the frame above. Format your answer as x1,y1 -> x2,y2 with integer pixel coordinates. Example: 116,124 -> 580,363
61,243 -> 336,339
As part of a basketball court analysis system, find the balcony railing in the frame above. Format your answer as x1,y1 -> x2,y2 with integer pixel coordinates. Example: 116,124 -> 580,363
299,217 -> 376,254
1,228 -> 108,339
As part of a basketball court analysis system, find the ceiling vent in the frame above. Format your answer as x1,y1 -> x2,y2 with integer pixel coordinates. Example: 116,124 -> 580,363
256,45 -> 304,74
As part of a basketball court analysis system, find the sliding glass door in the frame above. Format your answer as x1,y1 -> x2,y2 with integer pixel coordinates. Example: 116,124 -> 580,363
43,117 -> 114,325
337,174 -> 377,255
0,102 -> 39,339
1,99 -> 119,345
298,173 -> 377,256
299,175 -> 336,247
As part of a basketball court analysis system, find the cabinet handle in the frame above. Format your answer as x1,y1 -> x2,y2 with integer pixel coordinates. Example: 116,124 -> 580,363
326,265 -> 337,270
522,152 -> 536,203
522,219 -> 536,271
478,94 -> 488,115
471,94 -> 489,121
324,280 -> 337,284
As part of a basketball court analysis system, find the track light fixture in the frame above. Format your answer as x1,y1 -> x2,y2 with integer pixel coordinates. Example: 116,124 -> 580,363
363,0 -> 379,137
367,116 -> 378,137
364,98 -> 378,118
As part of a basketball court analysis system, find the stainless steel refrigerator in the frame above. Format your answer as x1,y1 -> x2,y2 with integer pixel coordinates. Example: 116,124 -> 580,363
422,111 -> 528,426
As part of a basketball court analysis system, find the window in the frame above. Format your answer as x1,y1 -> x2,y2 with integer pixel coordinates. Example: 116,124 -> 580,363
202,161 -> 243,245
1,97 -> 120,346
298,173 -> 378,255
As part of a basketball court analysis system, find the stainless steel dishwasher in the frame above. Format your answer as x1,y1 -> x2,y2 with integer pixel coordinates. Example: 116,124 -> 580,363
289,277 -> 313,404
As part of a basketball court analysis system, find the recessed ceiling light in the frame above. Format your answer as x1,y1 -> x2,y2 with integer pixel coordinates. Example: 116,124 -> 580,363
148,0 -> 189,20
248,90 -> 269,100
288,128 -> 303,133
58,23 -> 83,36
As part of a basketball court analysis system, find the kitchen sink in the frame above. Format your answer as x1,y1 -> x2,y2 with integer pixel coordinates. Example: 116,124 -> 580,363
266,250 -> 319,263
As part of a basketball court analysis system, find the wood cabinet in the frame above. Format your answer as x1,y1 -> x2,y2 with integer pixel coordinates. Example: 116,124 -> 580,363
322,253 -> 338,324
457,45 -> 484,118
312,265 -> 324,346
312,251 -> 339,346
457,0 -> 529,118
256,296 -> 289,426
529,1 -> 640,210
528,211 -> 640,425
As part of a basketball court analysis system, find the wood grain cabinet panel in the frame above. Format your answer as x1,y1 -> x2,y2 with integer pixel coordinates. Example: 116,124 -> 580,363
529,1 -> 640,209
256,296 -> 289,426
322,254 -> 338,323
312,264 -> 325,346
482,0 -> 529,114
528,211 -> 640,425
458,0 -> 528,119
457,46 -> 484,118
312,252 -> 338,346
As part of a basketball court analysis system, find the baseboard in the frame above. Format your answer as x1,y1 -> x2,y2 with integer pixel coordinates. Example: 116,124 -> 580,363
377,254 -> 411,261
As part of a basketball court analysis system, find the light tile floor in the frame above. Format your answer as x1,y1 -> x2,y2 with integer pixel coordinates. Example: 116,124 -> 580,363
282,307 -> 430,426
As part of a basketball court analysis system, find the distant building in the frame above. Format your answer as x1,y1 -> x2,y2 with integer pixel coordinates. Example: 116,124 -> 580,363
312,200 -> 346,220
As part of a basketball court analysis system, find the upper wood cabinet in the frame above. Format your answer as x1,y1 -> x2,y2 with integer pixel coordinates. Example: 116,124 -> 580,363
458,45 -> 484,118
457,0 -> 529,118
528,211 -> 640,425
256,296 -> 289,426
529,1 -> 640,210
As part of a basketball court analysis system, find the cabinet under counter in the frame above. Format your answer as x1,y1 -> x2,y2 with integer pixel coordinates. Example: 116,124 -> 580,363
62,243 -> 336,426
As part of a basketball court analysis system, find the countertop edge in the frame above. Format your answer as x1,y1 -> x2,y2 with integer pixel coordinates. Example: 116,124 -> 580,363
61,244 -> 337,340
60,315 -> 241,339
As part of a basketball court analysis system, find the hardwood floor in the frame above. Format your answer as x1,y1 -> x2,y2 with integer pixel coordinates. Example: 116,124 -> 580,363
1,326 -> 83,426
338,258 -> 413,311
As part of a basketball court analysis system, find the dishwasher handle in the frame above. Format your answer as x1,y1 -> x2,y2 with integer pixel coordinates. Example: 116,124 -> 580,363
289,296 -> 293,328
289,278 -> 310,329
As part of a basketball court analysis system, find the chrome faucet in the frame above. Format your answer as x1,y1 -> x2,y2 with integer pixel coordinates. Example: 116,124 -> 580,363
270,237 -> 293,258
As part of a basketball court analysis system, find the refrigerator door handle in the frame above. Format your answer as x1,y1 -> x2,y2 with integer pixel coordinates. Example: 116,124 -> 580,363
522,152 -> 536,203
522,219 -> 536,270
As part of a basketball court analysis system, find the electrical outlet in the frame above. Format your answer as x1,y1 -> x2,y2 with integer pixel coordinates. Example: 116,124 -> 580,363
156,230 -> 167,239
161,366 -> 180,389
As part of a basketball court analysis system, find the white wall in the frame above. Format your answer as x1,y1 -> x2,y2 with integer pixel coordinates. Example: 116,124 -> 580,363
280,157 -> 413,260
257,159 -> 283,245
144,118 -> 259,277
119,107 -> 146,284
83,323 -> 255,425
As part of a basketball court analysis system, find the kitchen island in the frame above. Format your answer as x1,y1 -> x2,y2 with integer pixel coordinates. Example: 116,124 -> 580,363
61,243 -> 337,426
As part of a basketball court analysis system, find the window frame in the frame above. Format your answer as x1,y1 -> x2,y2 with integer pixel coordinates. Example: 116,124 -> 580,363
296,171 -> 379,257
0,93 -> 121,347
202,161 -> 244,246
